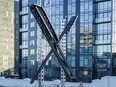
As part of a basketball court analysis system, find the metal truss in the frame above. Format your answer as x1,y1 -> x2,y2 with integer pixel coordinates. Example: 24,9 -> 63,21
29,4 -> 78,84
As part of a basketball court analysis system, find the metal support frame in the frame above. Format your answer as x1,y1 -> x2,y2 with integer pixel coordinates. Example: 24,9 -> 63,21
29,4 -> 78,84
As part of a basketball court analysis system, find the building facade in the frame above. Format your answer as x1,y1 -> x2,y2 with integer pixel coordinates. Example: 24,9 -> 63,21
19,0 -> 28,78
19,0 -> 116,82
14,0 -> 20,76
0,0 -> 14,76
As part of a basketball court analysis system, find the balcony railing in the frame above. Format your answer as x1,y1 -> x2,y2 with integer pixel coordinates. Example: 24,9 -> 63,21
20,27 -> 28,32
20,45 -> 28,49
93,17 -> 111,23
20,10 -> 28,15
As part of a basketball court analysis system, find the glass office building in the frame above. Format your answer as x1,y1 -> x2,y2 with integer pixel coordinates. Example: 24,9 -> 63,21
19,0 -> 28,78
92,0 -> 112,79
19,0 -> 116,82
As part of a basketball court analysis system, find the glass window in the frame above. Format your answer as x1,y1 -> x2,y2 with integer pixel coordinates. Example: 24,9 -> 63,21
30,22 -> 35,27
107,45 -> 111,52
22,7 -> 28,12
80,55 -> 84,60
108,12 -> 111,17
56,17 -> 60,25
22,23 -> 28,28
99,13 -> 103,18
22,15 -> 28,23
30,49 -> 35,55
85,2 -> 89,10
80,61 -> 84,67
85,13 -> 88,20
99,2 -> 103,10
30,31 -> 35,36
52,7 -> 55,13
89,14 -> 92,22
67,35 -> 72,42
84,59 -> 88,66
107,1 -> 111,9
22,41 -> 28,46
80,15 -> 84,22
104,13 -> 107,18
107,23 -> 111,33
104,1 -> 107,9
72,27 -> 75,33
56,7 -> 60,14
80,26 -> 84,33
22,59 -> 27,67
60,5 -> 63,12
22,0 -> 28,6
89,3 -> 92,11
99,24 -> 103,33
30,40 -> 35,45
22,49 -> 28,57
72,4 -> 76,13
104,23 -> 107,32
80,4 -> 84,12
108,35 -> 111,40
51,16 -> 55,23
30,13 -> 34,18
104,35 -> 107,40
22,32 -> 28,40
30,60 -> 35,65
55,0 -> 59,4
71,61 -> 75,67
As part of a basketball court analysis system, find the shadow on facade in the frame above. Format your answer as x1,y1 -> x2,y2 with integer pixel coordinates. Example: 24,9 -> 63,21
0,67 -> 19,79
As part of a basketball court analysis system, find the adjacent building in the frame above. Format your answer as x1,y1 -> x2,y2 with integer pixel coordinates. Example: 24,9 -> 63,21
0,0 -> 14,76
14,0 -> 19,76
19,0 -> 116,82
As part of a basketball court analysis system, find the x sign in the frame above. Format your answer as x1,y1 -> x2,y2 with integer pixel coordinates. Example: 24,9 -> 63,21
29,4 -> 78,84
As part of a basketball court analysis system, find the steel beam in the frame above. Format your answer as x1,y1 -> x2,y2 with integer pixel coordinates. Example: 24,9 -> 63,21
29,4 -> 78,84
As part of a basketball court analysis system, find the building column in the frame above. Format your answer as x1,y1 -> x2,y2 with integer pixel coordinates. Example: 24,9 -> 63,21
60,18 -> 67,87
38,34 -> 44,87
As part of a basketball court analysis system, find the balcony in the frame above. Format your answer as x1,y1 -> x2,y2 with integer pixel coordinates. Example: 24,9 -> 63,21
93,17 -> 111,23
22,3 -> 28,7
20,45 -> 28,49
20,10 -> 28,15
20,27 -> 28,32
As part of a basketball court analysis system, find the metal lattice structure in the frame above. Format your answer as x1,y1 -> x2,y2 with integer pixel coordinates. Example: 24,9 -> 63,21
29,4 -> 78,84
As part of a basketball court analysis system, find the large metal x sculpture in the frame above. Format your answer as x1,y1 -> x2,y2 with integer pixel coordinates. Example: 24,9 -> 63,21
29,4 -> 78,84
